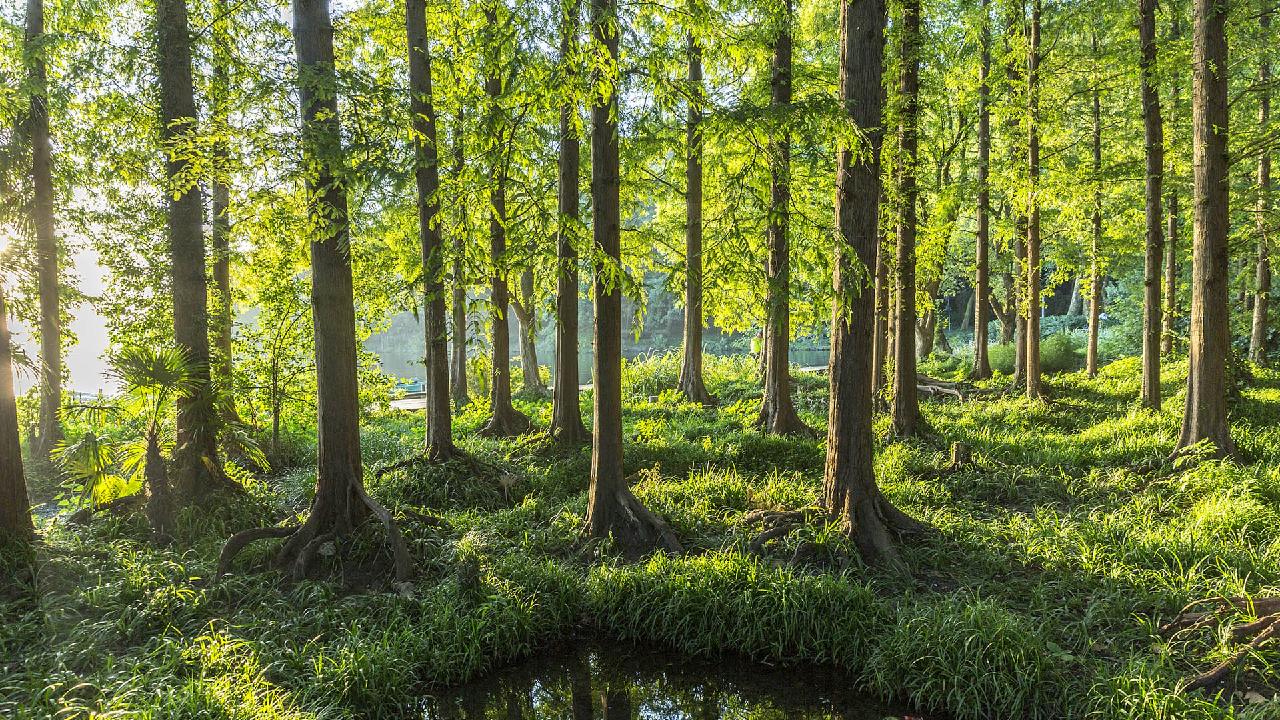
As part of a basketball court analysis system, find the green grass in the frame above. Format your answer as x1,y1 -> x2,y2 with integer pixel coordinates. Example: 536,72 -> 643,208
3,352 -> 1279,719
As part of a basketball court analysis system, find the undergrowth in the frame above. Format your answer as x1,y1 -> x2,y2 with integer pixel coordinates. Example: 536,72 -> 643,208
3,353 -> 1279,719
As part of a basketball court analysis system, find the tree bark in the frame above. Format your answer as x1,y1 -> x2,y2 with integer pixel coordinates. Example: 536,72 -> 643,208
1177,0 -> 1233,456
211,0 -> 236,423
1087,58 -> 1102,378
758,0 -> 809,436
0,281 -> 33,543
451,115 -> 470,410
1163,10 -> 1182,357
1249,4 -> 1272,364
156,0 -> 230,499
1139,0 -> 1164,407
678,20 -> 714,405
550,0 -> 589,445
408,0 -> 454,456
479,44 -> 531,438
826,0 -> 916,565
972,0 -> 993,379
27,0 -> 61,463
871,237 -> 890,395
1024,0 -> 1042,400
891,0 -> 923,436
516,270 -> 547,394
585,0 -> 626,544
1003,5 -> 1027,389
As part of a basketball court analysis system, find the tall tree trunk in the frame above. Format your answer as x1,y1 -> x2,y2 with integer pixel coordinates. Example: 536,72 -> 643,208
1177,0 -> 1233,455
27,0 -> 61,463
252,0 -> 408,582
1087,57 -> 1102,378
1139,0 -> 1164,407
1024,0 -> 1042,400
584,0 -> 678,555
826,0 -> 917,565
972,0 -> 993,379
1004,6 -> 1027,389
451,115 -> 470,410
211,0 -> 236,423
0,281 -> 33,544
1249,4 -> 1272,364
218,0 -> 411,582
891,0 -> 923,436
156,0 -> 230,499
550,0 -> 589,445
871,239 -> 890,395
408,0 -> 454,456
1163,10 -> 1182,357
515,269 -> 546,393
758,0 -> 809,435
678,21 -> 713,405
479,44 -> 531,437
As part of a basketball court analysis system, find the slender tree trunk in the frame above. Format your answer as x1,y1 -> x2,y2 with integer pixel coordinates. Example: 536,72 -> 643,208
1249,5 -> 1272,364
1163,10 -> 1182,357
585,0 -> 626,543
0,281 -> 33,543
515,269 -> 546,393
211,0 -> 236,423
550,0 -> 589,445
1177,0 -> 1233,455
1004,6 -> 1027,389
451,115 -> 470,410
1024,0 -> 1042,400
758,0 -> 809,435
972,0 -> 993,379
266,0 -> 412,580
479,47 -> 531,437
27,0 -> 61,463
408,0 -> 453,456
678,22 -> 713,405
891,0 -> 923,435
826,0 -> 917,565
1139,0 -> 1164,407
1087,65 -> 1102,378
871,239 -> 890,395
156,0 -> 229,499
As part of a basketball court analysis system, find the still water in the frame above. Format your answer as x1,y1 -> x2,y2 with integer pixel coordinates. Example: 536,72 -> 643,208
420,643 -> 925,720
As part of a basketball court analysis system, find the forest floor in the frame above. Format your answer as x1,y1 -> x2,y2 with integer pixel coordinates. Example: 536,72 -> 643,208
3,353 -> 1280,719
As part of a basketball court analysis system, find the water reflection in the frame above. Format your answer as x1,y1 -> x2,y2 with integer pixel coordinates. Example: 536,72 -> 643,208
421,643 -> 924,720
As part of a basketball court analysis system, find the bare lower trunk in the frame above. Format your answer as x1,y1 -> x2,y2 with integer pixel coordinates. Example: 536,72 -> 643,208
408,0 -> 453,456
144,432 -> 174,541
1177,0 -> 1233,456
479,58 -> 530,438
1024,0 -> 1042,400
1249,7 -> 1271,365
826,0 -> 916,565
156,0 -> 229,499
758,0 -> 808,436
972,0 -> 992,379
1163,10 -> 1182,358
550,0 -> 588,445
1087,51 -> 1102,378
891,0 -> 922,436
27,0 -> 61,463
451,116 -> 470,410
584,0 -> 678,556
515,269 -> 547,394
871,242 -> 890,394
0,282 -> 33,543
678,27 -> 713,406
211,0 -> 236,424
1139,0 -> 1164,408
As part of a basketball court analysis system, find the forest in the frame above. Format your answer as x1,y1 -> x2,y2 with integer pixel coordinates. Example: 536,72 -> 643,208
0,0 -> 1277,713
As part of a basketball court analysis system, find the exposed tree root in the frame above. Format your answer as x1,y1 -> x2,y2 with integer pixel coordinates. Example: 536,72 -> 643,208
478,408 -> 532,438
614,486 -> 683,555
755,403 -> 818,438
916,375 -> 981,402
215,486 -> 414,584
1160,597 -> 1280,692
743,498 -> 927,564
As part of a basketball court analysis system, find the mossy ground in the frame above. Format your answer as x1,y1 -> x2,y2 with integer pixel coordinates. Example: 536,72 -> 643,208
3,354 -> 1280,719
